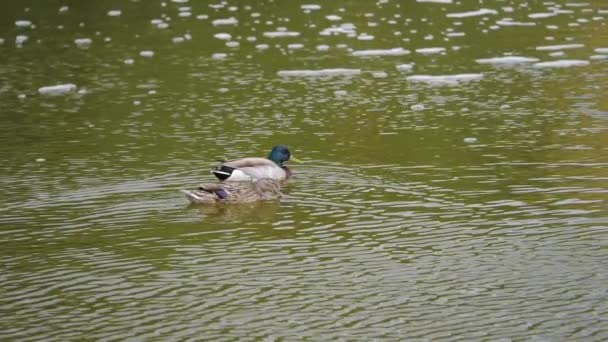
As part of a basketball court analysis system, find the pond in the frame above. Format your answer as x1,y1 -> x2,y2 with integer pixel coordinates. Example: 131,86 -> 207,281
1,0 -> 607,340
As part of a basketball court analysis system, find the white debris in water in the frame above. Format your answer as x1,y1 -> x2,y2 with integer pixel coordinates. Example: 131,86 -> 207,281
533,60 -> 590,68
357,33 -> 374,41
416,47 -> 446,54
59,6 -> 69,13
74,38 -> 92,48
372,71 -> 388,78
107,10 -> 122,17
140,50 -> 154,57
226,41 -> 239,48
214,33 -> 231,40
496,20 -> 536,26
212,53 -> 228,59
528,12 -> 558,19
196,14 -> 208,20
16,35 -> 28,46
212,17 -> 238,26
256,44 -> 269,50
15,20 -> 33,28
536,44 -> 584,51
124,58 -> 134,64
301,4 -> 321,10
263,31 -> 300,38
446,32 -> 465,37
396,63 -> 414,72
0,38 -> 4,45
475,56 -> 540,65
320,24 -> 357,36
500,104 -> 511,110
595,48 -> 608,54
36,158 -> 46,162
246,36 -> 257,42
406,73 -> 484,85
278,69 -> 361,77
133,100 -> 141,105
334,90 -> 348,97
352,47 -> 410,57
172,37 -> 185,43
464,137 -> 478,143
18,94 -> 26,99
447,8 -> 497,18
179,12 -> 191,17
287,43 -> 304,50
411,104 -> 425,111
326,15 -> 342,21
549,51 -> 565,57
417,0 -> 452,3
148,90 -> 156,95
590,55 -> 608,60
38,84 -> 77,96
316,44 -> 330,51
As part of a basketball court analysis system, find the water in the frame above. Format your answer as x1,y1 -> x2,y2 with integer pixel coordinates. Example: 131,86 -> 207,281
1,0 -> 607,340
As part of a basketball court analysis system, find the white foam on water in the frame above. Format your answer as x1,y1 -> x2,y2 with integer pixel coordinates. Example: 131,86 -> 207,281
396,63 -> 414,72
533,59 -> 590,68
212,17 -> 238,26
287,43 -> 304,50
107,10 -> 122,17
16,35 -> 28,45
301,4 -> 321,10
536,43 -> 584,51
326,15 -> 342,21
464,137 -> 478,143
38,84 -> 77,96
357,34 -> 374,40
15,20 -> 33,28
417,0 -> 452,3
212,53 -> 228,59
263,31 -> 300,38
124,58 -> 134,65
529,12 -> 558,19
256,44 -> 269,50
277,68 -> 361,77
214,33 -> 231,40
74,38 -> 92,48
447,8 -> 497,18
549,51 -> 565,57
496,20 -> 536,26
0,38 -> 5,45
352,47 -> 410,57
407,73 -> 484,85
334,90 -> 348,97
316,44 -> 330,51
415,47 -> 446,54
446,32 -> 465,37
172,37 -> 185,43
59,6 -> 69,13
595,48 -> 608,54
320,24 -> 356,36
140,50 -> 154,57
179,12 -> 191,17
476,56 -> 540,65
226,41 -> 239,48
411,104 -> 425,111
372,71 -> 388,78
590,55 -> 608,60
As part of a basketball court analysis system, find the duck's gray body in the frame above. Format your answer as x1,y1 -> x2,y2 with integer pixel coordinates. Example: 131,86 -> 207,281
182,178 -> 282,204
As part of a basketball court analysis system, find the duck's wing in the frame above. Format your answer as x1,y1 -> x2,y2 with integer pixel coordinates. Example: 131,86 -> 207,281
222,157 -> 277,168
217,158 -> 286,181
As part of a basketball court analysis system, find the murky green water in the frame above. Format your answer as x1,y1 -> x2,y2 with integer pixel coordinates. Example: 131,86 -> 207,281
1,0 -> 608,340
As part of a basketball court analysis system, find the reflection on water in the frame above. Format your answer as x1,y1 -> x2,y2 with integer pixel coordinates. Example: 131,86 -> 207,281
1,0 -> 608,340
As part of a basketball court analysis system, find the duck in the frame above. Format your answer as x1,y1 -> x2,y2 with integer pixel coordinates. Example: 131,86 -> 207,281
212,145 -> 301,182
182,178 -> 282,204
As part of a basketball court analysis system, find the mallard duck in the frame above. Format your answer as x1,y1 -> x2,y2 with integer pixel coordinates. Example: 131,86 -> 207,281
181,178 -> 282,204
212,145 -> 301,181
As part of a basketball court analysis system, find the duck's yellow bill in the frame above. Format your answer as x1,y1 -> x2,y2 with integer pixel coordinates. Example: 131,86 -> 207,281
290,156 -> 303,163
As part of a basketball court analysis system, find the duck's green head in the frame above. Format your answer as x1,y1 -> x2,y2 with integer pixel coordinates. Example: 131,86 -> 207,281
268,145 -> 302,166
